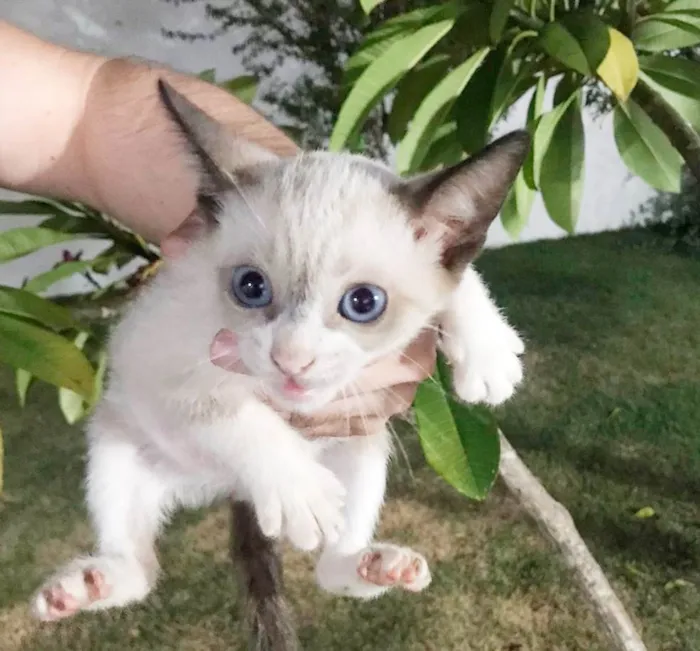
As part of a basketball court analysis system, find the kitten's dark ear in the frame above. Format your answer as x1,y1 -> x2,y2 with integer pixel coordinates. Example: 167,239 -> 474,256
400,130 -> 530,274
157,79 -> 278,254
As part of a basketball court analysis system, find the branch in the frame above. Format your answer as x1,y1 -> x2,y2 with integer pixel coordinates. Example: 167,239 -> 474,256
631,77 -> 700,182
498,432 -> 648,651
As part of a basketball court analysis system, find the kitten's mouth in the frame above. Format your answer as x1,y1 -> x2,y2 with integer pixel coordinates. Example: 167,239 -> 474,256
281,377 -> 311,400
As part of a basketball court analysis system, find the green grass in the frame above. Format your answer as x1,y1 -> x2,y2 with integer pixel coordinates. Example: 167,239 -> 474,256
1,229 -> 698,650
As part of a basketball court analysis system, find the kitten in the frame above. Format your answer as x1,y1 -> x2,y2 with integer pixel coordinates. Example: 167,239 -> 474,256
30,80 -> 528,646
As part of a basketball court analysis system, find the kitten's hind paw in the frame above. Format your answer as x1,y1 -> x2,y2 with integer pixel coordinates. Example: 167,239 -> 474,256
31,555 -> 152,621
357,544 -> 431,593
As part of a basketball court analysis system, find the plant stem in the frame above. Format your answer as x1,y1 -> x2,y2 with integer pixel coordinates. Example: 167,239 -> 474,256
498,432 -> 648,651
631,77 -> 700,182
619,0 -> 637,36
510,6 -> 545,30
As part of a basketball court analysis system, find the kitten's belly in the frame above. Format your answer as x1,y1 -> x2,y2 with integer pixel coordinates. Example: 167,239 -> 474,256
104,390 -> 240,482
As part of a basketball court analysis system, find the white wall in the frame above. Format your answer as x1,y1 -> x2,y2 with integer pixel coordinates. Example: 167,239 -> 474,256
0,0 -> 655,292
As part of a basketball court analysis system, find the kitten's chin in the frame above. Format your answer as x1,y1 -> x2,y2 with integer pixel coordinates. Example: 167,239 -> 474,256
266,384 -> 340,415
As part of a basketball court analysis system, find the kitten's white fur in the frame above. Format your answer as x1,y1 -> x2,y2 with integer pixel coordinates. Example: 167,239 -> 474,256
31,98 -> 526,619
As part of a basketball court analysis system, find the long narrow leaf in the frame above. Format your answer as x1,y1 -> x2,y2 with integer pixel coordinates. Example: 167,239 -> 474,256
489,0 -> 515,43
330,19 -> 458,151
15,369 -> 32,407
0,313 -> 95,398
58,332 -> 91,425
455,49 -> 506,154
633,16 -> 700,52
414,354 -> 500,500
396,48 -> 490,174
613,98 -> 683,192
0,286 -> 82,331
639,53 -> 700,98
531,89 -> 579,190
23,260 -> 99,294
501,170 -> 535,238
0,228 -> 80,262
540,95 -> 585,233
387,54 -> 451,143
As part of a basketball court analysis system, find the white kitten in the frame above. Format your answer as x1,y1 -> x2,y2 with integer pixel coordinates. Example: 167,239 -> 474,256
31,80 -> 528,648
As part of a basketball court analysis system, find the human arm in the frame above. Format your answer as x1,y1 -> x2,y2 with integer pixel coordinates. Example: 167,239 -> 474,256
0,21 -> 435,436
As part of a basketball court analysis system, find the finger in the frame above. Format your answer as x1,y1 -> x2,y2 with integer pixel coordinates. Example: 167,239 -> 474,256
354,329 -> 438,392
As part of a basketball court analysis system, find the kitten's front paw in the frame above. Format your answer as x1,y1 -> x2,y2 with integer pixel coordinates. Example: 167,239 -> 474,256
443,320 -> 524,406
252,460 -> 346,552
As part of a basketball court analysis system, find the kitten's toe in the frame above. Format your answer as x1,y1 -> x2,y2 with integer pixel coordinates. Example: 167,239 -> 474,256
357,544 -> 431,593
277,462 -> 345,551
31,555 -> 152,620
32,566 -> 108,621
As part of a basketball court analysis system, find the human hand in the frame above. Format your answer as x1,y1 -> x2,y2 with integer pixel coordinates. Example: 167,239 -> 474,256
210,328 -> 437,438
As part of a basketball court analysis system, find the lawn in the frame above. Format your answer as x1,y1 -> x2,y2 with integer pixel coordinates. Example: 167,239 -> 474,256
1,229 -> 698,650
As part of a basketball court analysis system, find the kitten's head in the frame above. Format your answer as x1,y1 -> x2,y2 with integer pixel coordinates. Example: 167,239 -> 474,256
158,80 -> 529,412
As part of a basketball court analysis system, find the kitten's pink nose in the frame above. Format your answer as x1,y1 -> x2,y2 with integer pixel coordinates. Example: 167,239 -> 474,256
270,348 -> 316,377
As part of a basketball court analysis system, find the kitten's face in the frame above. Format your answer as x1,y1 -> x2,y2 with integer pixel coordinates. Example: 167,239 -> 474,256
197,154 -> 453,412
157,79 -> 529,413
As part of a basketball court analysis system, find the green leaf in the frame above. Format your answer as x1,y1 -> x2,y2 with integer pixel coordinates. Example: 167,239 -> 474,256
634,506 -> 656,519
342,4 -> 457,88
219,75 -> 258,104
489,0 -> 515,43
639,54 -> 700,99
540,94 -> 585,234
396,47 -> 491,174
455,49 -> 506,154
0,227 -> 81,262
0,200 -> 66,216
22,260 -> 99,294
15,368 -> 32,407
560,11 -> 612,72
414,354 -> 500,500
490,53 -> 541,126
387,54 -> 451,143
198,69 -> 217,83
596,26 -> 639,101
531,89 -> 579,190
501,170 -> 535,239
522,75 -> 547,189
613,98 -> 683,192
58,331 -> 91,425
419,122 -> 463,171
0,286 -> 81,331
633,16 -> 700,52
0,313 -> 95,398
360,0 -> 386,14
0,421 -> 3,494
639,70 -> 700,132
330,18 -> 458,151
539,21 -> 591,75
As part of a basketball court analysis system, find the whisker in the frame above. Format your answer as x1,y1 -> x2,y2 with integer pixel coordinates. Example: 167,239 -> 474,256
227,170 -> 270,235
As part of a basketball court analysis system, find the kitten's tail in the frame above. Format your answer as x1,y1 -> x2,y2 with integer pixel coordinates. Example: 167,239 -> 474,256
230,500 -> 300,651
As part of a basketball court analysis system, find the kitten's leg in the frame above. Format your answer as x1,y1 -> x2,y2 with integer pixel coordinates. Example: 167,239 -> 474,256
32,411 -> 169,621
315,432 -> 431,599
440,265 -> 525,405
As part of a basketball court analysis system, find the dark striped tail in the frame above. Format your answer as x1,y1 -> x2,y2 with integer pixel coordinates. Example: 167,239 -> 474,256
230,500 -> 300,651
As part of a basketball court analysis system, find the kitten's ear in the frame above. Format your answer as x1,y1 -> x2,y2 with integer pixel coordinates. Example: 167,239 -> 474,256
400,130 -> 530,274
157,78 -> 278,211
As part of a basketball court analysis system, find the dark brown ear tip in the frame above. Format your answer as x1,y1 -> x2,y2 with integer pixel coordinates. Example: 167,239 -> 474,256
500,129 -> 532,156
156,78 -> 173,106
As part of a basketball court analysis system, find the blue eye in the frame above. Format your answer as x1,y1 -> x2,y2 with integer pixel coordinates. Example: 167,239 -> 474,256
338,284 -> 387,323
230,265 -> 272,308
